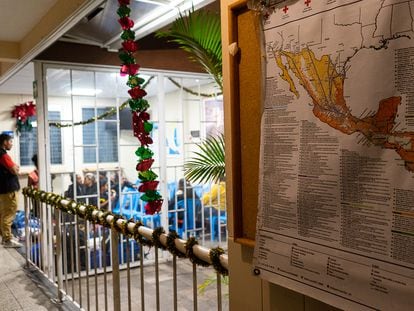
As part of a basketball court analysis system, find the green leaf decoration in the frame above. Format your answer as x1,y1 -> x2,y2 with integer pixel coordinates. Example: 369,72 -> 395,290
119,51 -> 135,64
141,190 -> 162,202
135,146 -> 154,159
129,98 -> 149,111
184,134 -> 225,184
121,30 -> 135,41
138,170 -> 158,182
127,75 -> 145,88
144,122 -> 153,133
117,6 -> 130,17
156,8 -> 222,91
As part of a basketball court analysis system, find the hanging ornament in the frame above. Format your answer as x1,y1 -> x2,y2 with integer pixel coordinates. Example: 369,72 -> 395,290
117,0 -> 163,215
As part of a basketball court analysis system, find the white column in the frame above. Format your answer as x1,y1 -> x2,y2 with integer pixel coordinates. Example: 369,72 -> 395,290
33,61 -> 54,277
157,74 -> 168,229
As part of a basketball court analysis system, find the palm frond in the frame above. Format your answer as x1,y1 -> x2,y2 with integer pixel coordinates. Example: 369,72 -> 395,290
184,134 -> 225,184
156,9 -> 222,90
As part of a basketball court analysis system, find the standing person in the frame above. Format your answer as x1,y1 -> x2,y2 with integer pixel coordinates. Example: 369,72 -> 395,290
0,133 -> 22,248
27,154 -> 39,188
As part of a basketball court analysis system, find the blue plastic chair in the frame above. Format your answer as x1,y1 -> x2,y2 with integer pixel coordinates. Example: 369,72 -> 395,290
113,186 -> 142,218
211,210 -> 227,241
169,198 -> 202,237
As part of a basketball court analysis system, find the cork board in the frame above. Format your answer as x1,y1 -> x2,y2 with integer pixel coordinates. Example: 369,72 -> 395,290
231,6 -> 263,245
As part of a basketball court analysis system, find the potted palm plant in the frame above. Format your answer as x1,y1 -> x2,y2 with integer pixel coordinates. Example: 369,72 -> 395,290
184,134 -> 225,184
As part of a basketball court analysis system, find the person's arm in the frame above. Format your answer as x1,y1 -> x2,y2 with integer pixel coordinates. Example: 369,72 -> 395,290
0,153 -> 19,175
27,171 -> 39,187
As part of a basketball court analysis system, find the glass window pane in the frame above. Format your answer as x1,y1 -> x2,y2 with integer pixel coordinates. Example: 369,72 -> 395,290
49,111 -> 62,164
46,68 -> 71,97
72,70 -> 95,96
19,114 -> 62,166
82,108 -> 118,163
19,116 -> 37,166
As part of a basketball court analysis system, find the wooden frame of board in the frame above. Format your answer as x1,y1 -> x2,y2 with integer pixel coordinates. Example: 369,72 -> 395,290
222,0 -> 264,247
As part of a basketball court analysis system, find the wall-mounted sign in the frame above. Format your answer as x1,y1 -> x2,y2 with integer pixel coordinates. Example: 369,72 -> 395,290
254,1 -> 414,310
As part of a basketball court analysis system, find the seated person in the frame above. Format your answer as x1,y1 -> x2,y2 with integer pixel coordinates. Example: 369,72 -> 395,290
169,178 -> 199,207
110,171 -> 137,209
64,173 -> 84,201
202,178 -> 226,239
202,179 -> 226,211
168,178 -> 201,230
83,173 -> 98,206
99,177 -> 116,211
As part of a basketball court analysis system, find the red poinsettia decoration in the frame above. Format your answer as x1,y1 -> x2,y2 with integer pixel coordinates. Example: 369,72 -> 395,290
11,101 -> 36,122
118,1 -> 163,215
11,101 -> 36,132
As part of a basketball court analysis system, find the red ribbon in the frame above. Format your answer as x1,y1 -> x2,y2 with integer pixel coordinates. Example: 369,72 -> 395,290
128,86 -> 147,99
136,159 -> 154,171
122,40 -> 138,53
144,199 -> 163,215
118,0 -> 130,5
138,181 -> 159,192
118,17 -> 134,30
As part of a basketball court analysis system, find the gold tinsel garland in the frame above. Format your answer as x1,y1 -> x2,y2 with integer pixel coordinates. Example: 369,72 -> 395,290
49,76 -> 220,128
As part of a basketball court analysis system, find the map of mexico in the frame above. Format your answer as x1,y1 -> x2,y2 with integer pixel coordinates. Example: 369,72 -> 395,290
268,0 -> 414,171
254,1 -> 414,310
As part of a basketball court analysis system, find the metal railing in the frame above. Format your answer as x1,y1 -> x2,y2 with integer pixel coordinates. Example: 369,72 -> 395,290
23,187 -> 229,311
54,169 -> 228,247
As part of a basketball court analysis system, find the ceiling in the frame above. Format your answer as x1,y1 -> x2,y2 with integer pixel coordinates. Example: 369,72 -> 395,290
0,0 -> 216,91
0,0 -> 59,42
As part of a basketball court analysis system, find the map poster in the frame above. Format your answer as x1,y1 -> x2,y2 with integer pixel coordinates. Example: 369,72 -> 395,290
253,1 -> 414,310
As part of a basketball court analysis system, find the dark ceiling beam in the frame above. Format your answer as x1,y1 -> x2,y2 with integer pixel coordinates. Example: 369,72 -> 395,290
35,41 -> 204,73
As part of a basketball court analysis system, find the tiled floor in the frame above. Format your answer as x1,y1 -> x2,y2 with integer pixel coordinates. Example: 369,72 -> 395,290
0,243 -> 53,310
0,244 -> 77,311
0,243 -> 229,311
62,258 -> 228,311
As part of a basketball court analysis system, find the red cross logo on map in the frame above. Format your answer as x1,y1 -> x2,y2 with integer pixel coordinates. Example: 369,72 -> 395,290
305,0 -> 311,6
283,5 -> 289,14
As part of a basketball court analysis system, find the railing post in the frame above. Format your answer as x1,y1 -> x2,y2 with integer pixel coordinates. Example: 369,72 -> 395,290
24,196 -> 30,268
54,209 -> 64,302
111,229 -> 121,311
217,272 -> 222,311
41,202 -> 47,272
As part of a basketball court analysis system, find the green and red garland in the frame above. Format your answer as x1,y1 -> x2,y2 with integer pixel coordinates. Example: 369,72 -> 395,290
117,0 -> 163,215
